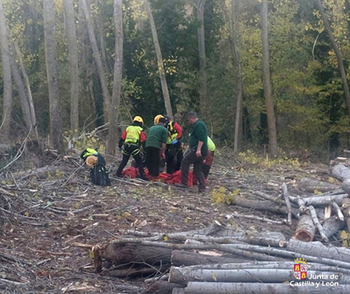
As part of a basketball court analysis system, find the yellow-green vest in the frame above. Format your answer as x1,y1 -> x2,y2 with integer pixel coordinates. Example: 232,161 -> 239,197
125,126 -> 143,144
166,121 -> 178,144
207,136 -> 216,152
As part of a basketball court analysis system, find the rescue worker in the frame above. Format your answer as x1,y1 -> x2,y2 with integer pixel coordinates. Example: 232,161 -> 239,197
164,115 -> 183,174
115,116 -> 147,180
145,116 -> 168,177
203,136 -> 215,179
80,148 -> 111,186
180,111 -> 208,193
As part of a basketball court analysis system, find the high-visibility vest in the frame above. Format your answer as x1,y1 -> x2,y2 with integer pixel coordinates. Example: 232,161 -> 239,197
167,121 -> 178,144
207,136 -> 216,152
82,148 -> 98,158
125,125 -> 143,144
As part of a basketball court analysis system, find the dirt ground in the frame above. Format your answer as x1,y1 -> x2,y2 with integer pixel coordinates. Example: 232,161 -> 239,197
0,151 -> 336,293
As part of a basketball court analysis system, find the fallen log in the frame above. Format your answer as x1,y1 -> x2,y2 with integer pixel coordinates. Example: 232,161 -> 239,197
294,214 -> 316,242
299,177 -> 339,193
281,183 -> 292,225
169,267 -> 350,284
183,282 -> 350,294
171,250 -> 238,266
142,281 -> 184,294
287,239 -> 350,263
332,164 -> 350,182
342,179 -> 350,194
322,216 -> 346,239
226,211 -> 287,225
332,201 -> 344,221
103,265 -> 169,278
289,194 -> 349,207
308,206 -> 329,242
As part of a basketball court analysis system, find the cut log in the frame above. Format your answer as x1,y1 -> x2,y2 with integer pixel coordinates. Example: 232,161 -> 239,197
171,250 -> 238,266
343,198 -> 350,209
184,282 -> 350,294
172,289 -> 185,294
169,267 -> 350,284
251,191 -> 284,204
226,211 -> 287,225
308,206 -> 329,242
294,214 -> 316,242
287,239 -> 350,263
289,194 -> 348,207
322,216 -> 346,238
104,265 -> 169,278
332,164 -> 350,182
299,177 -> 339,193
142,281 -> 184,294
342,179 -> 350,194
281,183 -> 292,225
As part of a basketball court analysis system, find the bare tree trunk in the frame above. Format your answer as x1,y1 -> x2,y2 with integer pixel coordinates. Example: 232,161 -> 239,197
197,0 -> 208,120
106,0 -> 123,156
144,0 -> 173,118
81,0 -> 111,123
231,0 -> 243,152
0,0 -> 12,140
43,0 -> 63,152
63,0 -> 79,136
261,0 -> 277,156
315,0 -> 350,121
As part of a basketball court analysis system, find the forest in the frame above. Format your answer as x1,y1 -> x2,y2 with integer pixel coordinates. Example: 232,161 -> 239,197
1,0 -> 350,160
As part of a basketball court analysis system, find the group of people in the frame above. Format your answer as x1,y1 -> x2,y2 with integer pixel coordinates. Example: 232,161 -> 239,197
81,111 -> 215,193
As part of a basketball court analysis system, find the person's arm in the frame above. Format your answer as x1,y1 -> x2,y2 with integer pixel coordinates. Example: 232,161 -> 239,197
196,141 -> 203,157
196,122 -> 207,157
174,122 -> 182,140
118,130 -> 127,149
161,143 -> 166,158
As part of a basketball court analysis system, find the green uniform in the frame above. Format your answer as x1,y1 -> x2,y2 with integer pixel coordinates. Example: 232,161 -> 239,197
146,124 -> 168,149
189,120 -> 208,156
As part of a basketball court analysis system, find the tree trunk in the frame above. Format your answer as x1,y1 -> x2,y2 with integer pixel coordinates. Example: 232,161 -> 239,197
184,282 -> 350,294
299,177 -> 339,193
14,43 -> 38,138
43,0 -> 63,152
289,194 -> 349,207
322,216 -> 345,238
260,0 -> 277,156
144,0 -> 173,118
332,164 -> 350,182
231,0 -> 243,153
63,0 -> 79,136
315,0 -> 350,121
0,0 -> 12,141
197,0 -> 208,121
294,214 -> 316,242
81,0 -> 111,122
106,0 -> 123,156
171,250 -> 238,266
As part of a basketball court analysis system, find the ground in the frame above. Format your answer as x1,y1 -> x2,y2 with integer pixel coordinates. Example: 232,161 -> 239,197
0,150 -> 336,293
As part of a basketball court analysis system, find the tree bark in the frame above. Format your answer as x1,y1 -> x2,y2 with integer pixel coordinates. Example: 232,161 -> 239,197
0,0 -> 12,140
171,250 -> 240,266
322,216 -> 345,238
81,0 -> 111,122
106,0 -> 123,156
63,0 -> 79,136
294,214 -> 316,242
184,282 -> 350,294
144,0 -> 173,118
43,0 -> 63,152
231,0 -> 243,153
289,194 -> 349,207
197,0 -> 208,121
308,205 -> 329,242
260,0 -> 277,156
315,0 -> 350,121
332,164 -> 350,182
299,177 -> 339,193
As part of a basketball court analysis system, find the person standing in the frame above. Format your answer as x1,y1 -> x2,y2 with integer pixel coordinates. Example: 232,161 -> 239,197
115,116 -> 147,180
145,116 -> 168,177
180,111 -> 208,193
203,136 -> 215,179
164,115 -> 183,174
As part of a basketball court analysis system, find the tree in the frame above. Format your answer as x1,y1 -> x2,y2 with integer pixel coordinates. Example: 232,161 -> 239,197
81,0 -> 111,123
63,0 -> 79,136
197,0 -> 208,120
106,0 -> 123,156
261,0 -> 277,156
144,0 -> 173,118
314,0 -> 350,121
43,0 -> 63,152
0,0 -> 12,140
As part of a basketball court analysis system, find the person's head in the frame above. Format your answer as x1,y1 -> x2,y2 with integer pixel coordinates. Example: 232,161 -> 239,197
187,111 -> 198,125
154,114 -> 164,125
133,116 -> 144,126
158,117 -> 167,125
164,115 -> 171,123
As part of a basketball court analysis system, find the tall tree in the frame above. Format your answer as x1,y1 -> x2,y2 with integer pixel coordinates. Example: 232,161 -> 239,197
43,0 -> 63,152
231,0 -> 243,153
197,0 -> 208,120
315,0 -> 350,121
106,0 -> 123,156
144,0 -> 173,118
260,0 -> 277,156
63,0 -> 79,136
0,0 -> 12,140
81,0 -> 111,122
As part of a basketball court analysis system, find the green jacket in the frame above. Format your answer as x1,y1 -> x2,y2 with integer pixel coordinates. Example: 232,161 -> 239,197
146,124 -> 168,149
189,120 -> 208,156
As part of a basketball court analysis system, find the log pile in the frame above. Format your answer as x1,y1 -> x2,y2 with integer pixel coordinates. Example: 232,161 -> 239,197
90,163 -> 350,293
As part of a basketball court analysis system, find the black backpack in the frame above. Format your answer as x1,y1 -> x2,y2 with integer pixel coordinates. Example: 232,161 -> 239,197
90,163 -> 111,186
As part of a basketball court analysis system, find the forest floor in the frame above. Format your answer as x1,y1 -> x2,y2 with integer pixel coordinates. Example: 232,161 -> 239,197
0,147 -> 337,293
